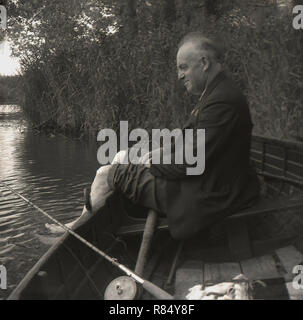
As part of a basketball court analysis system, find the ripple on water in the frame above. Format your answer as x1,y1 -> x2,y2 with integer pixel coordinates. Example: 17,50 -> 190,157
0,105 -> 98,298
0,244 -> 16,256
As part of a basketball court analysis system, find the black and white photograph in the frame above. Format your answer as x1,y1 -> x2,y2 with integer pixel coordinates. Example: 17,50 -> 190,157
0,0 -> 303,305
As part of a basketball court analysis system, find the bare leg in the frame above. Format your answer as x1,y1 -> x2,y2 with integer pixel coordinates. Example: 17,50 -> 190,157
45,165 -> 113,234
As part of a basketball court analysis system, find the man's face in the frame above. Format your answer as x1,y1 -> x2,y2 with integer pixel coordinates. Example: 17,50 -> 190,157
177,41 -> 208,96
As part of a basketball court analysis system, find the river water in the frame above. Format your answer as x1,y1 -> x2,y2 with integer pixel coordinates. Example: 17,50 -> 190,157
0,105 -> 99,299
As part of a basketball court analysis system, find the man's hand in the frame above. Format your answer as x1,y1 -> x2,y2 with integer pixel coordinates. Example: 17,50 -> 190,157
139,151 -> 152,167
140,148 -> 165,167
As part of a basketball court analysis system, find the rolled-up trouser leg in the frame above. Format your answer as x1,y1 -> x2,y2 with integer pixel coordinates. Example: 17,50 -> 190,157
108,164 -> 167,217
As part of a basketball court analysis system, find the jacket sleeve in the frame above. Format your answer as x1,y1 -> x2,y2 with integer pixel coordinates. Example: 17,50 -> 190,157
149,103 -> 239,179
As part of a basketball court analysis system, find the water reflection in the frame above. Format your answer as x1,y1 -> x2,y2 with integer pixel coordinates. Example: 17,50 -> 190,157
0,105 -> 99,298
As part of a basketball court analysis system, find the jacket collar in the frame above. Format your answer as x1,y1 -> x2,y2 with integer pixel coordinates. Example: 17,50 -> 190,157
199,71 -> 226,103
190,71 -> 226,117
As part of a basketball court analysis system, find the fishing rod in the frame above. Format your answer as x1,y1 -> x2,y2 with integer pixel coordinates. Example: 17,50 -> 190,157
0,181 -> 173,300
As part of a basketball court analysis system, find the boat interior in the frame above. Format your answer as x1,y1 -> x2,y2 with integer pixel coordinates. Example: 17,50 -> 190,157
8,135 -> 303,300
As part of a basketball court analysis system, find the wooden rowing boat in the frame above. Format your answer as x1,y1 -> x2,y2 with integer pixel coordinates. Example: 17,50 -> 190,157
8,135 -> 303,300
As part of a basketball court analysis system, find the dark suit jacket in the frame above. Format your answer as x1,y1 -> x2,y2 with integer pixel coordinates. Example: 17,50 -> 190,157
108,72 -> 260,239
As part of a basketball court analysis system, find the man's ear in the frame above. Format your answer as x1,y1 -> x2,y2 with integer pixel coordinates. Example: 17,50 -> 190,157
201,56 -> 210,72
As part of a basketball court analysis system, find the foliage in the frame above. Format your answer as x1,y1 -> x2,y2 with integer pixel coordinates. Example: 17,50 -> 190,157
0,75 -> 23,104
5,0 -> 303,140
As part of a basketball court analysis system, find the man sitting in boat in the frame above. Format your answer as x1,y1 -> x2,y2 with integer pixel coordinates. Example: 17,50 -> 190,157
74,33 -> 260,240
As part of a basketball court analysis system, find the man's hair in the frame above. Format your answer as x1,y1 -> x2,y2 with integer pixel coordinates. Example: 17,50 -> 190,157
178,32 -> 223,61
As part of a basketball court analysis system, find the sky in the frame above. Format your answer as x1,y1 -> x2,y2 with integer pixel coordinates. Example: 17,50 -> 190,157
0,40 -> 20,76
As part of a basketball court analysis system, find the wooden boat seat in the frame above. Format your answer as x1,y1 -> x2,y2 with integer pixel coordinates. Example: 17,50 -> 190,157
226,194 -> 303,260
116,194 -> 303,260
229,194 -> 303,220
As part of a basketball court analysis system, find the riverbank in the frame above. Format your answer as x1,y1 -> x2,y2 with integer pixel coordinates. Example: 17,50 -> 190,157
5,1 -> 302,142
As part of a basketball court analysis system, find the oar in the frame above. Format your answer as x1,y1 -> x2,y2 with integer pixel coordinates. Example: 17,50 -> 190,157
135,209 -> 157,276
0,181 -> 173,300
105,209 -> 168,300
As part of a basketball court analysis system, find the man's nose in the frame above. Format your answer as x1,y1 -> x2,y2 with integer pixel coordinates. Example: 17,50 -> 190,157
178,71 -> 185,80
